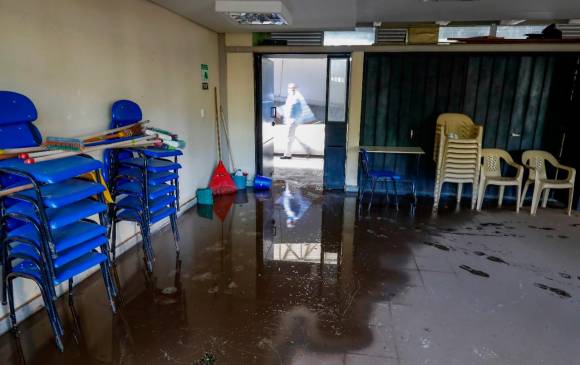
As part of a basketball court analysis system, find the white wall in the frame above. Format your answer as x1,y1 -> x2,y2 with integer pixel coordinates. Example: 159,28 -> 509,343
226,52 -> 256,178
0,0 -> 219,331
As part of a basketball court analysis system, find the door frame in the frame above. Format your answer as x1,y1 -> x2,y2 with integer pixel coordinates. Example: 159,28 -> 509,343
323,53 -> 351,190
254,53 -> 352,186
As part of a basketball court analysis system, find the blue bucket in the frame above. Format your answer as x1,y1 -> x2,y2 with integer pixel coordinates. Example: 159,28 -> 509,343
253,175 -> 272,190
232,174 -> 247,190
196,188 -> 213,205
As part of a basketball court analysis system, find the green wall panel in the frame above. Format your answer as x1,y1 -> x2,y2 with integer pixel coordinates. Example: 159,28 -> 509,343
360,53 -> 580,198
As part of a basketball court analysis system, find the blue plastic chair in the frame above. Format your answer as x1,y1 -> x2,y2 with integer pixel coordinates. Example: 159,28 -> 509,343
105,100 -> 181,271
0,91 -> 117,351
359,148 -> 401,209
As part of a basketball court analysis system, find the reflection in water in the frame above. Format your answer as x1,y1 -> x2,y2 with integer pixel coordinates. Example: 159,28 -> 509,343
2,180 -> 415,365
275,180 -> 311,228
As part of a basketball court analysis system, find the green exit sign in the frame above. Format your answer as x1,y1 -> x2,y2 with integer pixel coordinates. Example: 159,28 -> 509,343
201,64 -> 209,90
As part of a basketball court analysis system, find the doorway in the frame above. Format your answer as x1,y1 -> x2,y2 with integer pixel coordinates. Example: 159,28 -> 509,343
255,54 -> 350,190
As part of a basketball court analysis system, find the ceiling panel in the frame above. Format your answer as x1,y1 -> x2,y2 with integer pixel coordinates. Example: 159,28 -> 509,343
151,0 -> 580,32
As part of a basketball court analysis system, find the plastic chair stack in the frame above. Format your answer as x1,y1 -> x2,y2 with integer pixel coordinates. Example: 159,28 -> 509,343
0,91 -> 117,351
106,100 -> 181,271
433,113 -> 483,211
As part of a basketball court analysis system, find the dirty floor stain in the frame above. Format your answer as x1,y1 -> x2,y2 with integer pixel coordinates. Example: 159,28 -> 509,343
1,182 -> 580,365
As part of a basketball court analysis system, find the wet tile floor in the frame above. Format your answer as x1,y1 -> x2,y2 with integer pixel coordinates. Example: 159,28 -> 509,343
1,181 -> 580,365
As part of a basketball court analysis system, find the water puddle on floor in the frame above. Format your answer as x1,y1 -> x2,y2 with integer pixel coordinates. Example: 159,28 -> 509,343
2,186 -> 580,365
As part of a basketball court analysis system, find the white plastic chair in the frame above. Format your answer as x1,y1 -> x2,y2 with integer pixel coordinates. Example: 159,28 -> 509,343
520,150 -> 576,216
477,149 -> 524,212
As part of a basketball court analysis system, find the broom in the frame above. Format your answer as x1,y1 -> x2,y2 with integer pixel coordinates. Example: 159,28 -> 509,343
44,120 -> 149,151
208,87 -> 237,195
0,137 -> 161,196
24,136 -> 161,164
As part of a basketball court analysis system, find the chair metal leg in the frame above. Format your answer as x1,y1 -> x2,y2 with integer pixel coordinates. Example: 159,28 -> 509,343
392,179 -> 399,210
110,218 -> 118,263
457,183 -> 463,204
170,213 -> 180,253
99,262 -> 117,314
368,178 -> 377,210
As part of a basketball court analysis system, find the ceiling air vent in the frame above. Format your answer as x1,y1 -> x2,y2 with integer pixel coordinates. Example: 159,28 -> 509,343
270,32 -> 324,46
557,24 -> 580,39
215,1 -> 292,26
375,28 -> 408,44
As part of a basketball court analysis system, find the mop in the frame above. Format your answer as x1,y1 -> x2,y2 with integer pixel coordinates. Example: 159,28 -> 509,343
208,87 -> 237,195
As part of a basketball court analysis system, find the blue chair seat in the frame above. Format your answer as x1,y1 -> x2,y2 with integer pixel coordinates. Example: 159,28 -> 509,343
0,156 -> 103,184
117,206 -> 176,225
11,252 -> 107,285
136,148 -> 183,158
6,199 -> 106,230
118,167 -> 178,186
7,221 -> 106,253
120,158 -> 181,173
369,170 -> 401,179
117,182 -> 176,200
117,194 -> 176,214
13,179 -> 104,208
10,235 -> 107,268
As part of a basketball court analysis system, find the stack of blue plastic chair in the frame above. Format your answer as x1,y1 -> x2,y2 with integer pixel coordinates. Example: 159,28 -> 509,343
105,100 -> 181,272
0,91 -> 117,351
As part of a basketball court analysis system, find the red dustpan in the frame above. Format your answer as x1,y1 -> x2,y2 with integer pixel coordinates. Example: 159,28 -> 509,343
209,88 -> 237,195
209,160 -> 237,195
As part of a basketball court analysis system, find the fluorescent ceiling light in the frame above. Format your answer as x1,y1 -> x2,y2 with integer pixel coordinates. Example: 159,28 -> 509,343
215,1 -> 292,25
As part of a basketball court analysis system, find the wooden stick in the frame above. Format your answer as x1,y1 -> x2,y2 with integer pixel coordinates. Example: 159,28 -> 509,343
0,146 -> 46,155
1,121 -> 150,156
0,184 -> 34,198
27,137 -> 159,164
77,120 -> 149,141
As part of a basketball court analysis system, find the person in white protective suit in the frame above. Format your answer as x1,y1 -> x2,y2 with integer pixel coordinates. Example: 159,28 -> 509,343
281,83 -> 315,159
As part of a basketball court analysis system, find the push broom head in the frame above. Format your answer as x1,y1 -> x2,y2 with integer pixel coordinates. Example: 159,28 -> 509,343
44,137 -> 84,151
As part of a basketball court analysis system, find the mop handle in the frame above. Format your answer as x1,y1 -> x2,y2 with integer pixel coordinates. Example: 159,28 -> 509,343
214,87 -> 222,161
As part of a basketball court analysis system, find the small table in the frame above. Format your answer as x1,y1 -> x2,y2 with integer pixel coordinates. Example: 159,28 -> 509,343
359,146 -> 426,205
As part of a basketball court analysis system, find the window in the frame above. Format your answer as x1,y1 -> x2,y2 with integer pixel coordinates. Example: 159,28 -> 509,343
324,28 -> 375,46
438,26 -> 491,43
327,58 -> 348,122
496,25 -> 546,39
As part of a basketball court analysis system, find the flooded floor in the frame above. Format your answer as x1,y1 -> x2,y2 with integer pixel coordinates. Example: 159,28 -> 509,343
1,182 -> 580,365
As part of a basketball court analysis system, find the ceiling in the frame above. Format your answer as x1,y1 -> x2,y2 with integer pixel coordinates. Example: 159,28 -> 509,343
151,0 -> 580,32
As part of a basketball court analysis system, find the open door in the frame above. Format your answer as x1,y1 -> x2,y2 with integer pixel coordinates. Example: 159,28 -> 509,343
323,55 -> 350,190
256,56 -> 276,177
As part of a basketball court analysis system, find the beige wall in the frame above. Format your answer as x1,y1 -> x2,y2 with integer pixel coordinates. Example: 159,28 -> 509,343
0,0 -> 219,331
226,52 -> 256,178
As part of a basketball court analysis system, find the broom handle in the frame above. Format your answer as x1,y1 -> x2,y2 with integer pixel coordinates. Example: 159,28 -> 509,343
78,120 -> 150,141
0,184 -> 35,198
219,105 -> 236,170
0,145 -> 46,155
214,87 -> 221,161
30,137 -> 157,163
